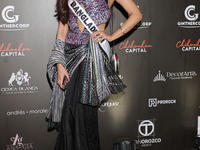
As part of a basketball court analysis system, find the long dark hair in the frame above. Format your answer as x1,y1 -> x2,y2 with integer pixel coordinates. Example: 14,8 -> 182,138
55,0 -> 69,25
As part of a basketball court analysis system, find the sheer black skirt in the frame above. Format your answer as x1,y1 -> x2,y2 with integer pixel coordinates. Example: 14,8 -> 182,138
54,61 -> 100,150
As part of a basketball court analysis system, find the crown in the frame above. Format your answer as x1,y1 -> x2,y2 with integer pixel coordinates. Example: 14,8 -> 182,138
153,70 -> 166,82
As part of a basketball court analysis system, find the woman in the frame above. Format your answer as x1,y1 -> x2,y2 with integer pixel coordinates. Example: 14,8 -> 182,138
46,0 -> 142,149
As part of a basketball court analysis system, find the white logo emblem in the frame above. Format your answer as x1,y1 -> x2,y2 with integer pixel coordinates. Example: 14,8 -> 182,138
138,120 -> 154,136
177,5 -> 200,28
2,6 -> 19,23
8,69 -> 31,86
149,98 -> 157,107
184,5 -> 199,21
153,70 -> 166,82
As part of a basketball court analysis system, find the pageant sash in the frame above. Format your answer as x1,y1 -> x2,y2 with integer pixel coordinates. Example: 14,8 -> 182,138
68,0 -> 110,58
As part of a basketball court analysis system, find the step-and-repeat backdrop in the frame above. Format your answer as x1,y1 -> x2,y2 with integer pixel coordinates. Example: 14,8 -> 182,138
0,0 -> 200,150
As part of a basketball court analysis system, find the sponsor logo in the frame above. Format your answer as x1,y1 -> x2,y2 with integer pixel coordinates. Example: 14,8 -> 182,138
6,134 -> 33,150
167,71 -> 197,80
99,101 -> 120,112
138,120 -> 154,136
2,6 -> 19,23
185,5 -> 199,21
176,39 -> 200,51
119,40 -> 153,53
134,21 -> 152,29
8,69 -> 31,86
1,69 -> 38,94
0,6 -> 29,31
0,43 -> 31,57
148,98 -> 176,107
121,21 -> 152,30
135,118 -> 161,147
7,109 -> 48,116
153,70 -> 166,82
178,5 -> 200,28
154,70 -> 197,81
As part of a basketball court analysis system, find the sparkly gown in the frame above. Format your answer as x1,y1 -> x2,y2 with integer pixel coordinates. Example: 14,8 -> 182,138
51,0 -> 126,149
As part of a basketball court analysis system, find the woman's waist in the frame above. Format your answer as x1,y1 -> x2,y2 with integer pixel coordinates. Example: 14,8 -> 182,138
65,31 -> 90,45
64,40 -> 89,56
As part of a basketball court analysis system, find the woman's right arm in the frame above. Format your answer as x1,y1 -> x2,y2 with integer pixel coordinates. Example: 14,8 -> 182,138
56,21 -> 70,89
57,21 -> 69,41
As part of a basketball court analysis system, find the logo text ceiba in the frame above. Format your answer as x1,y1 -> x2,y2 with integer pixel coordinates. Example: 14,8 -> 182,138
1,69 -> 38,94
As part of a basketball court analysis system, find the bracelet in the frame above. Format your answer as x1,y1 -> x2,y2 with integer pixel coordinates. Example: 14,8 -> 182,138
119,27 -> 125,35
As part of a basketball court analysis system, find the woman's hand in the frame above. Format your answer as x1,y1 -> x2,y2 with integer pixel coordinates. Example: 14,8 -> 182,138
57,63 -> 70,89
91,31 -> 113,43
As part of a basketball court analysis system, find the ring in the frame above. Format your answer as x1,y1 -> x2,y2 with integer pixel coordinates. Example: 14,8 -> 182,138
100,34 -> 103,38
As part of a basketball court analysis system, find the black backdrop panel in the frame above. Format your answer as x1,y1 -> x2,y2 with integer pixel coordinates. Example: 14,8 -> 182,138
0,0 -> 200,150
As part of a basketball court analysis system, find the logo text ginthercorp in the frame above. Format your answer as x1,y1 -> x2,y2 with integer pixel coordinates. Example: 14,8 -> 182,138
0,6 -> 29,31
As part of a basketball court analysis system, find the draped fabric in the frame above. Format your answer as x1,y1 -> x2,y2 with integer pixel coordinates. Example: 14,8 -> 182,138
46,39 -> 126,130
46,39 -> 66,130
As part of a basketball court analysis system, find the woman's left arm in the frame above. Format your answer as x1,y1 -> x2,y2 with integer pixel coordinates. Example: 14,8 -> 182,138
91,0 -> 143,42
